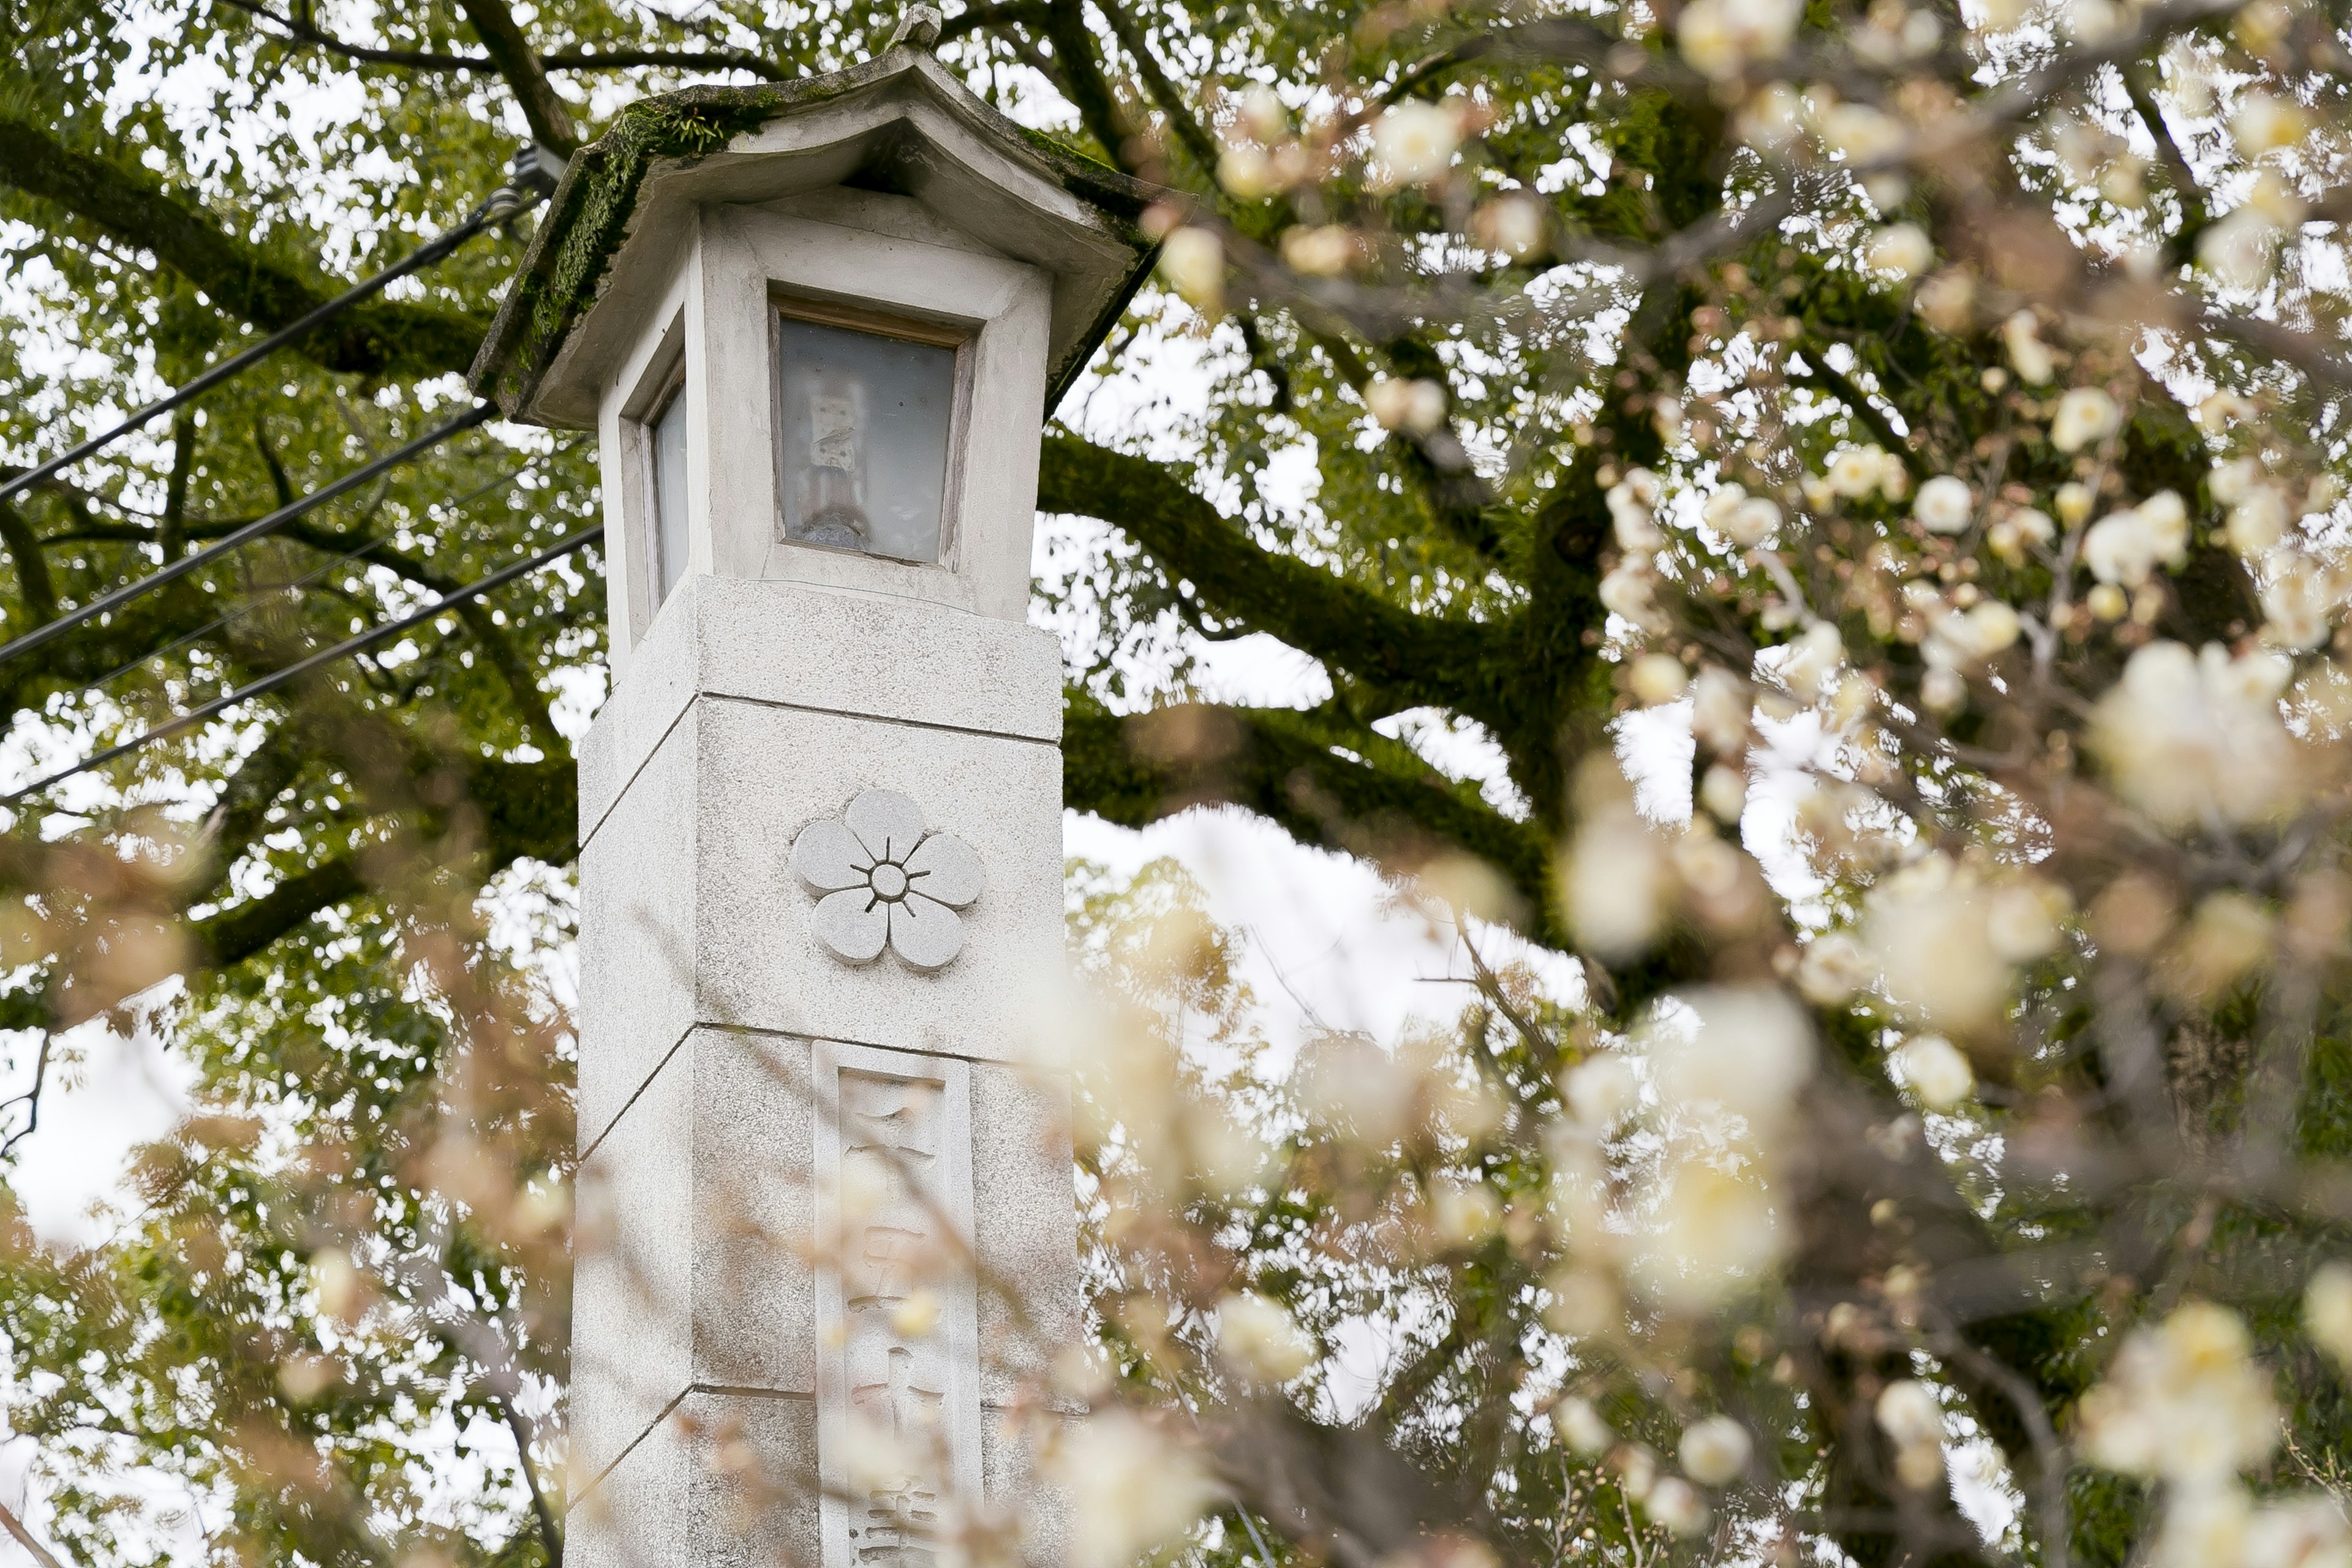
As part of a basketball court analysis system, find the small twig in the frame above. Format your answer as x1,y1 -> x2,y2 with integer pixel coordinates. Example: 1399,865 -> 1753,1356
0,1496 -> 74,1568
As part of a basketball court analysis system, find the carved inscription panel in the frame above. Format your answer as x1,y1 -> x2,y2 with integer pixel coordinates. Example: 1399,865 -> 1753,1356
815,1042 -> 981,1568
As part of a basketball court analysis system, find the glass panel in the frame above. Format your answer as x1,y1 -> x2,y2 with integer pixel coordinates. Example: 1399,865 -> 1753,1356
650,380 -> 690,604
776,315 -> 955,564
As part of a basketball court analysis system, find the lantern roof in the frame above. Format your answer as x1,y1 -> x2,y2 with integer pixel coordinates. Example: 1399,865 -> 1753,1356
469,43 -> 1159,429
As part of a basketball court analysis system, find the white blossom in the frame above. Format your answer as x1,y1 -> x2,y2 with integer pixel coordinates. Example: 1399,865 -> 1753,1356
1915,475 -> 1973,534
1216,1292 -> 1316,1382
1371,100 -> 1461,186
1368,377 -> 1447,434
2003,311 -> 2055,383
1629,652 -> 1690,705
2091,641 -> 2299,828
1776,622 -> 1845,703
1599,557 -> 1671,635
1646,984 -> 1815,1129
2083,491 -> 2189,586
2050,386 -> 2122,452
1691,668 -> 1752,755
1794,931 -> 1872,1005
2260,550 -> 2339,651
1645,1476 -> 1711,1536
2078,1301 -> 2278,1485
1866,222 -> 1932,278
1676,0 -> 1801,77
1553,1396 -> 1613,1455
1678,1415 -> 1753,1486
1564,1054 -> 1640,1128
2305,1262 -> 2352,1371
1892,1035 -> 1975,1109
1865,856 -> 2012,1034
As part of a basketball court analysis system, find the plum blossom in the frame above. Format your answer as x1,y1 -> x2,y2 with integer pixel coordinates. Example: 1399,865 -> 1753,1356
1608,467 -> 1665,550
1676,0 -> 1801,77
2050,386 -> 2121,452
1874,1380 -> 1947,1487
1678,1415 -> 1752,1485
1216,1292 -> 1316,1382
1864,855 -> 2012,1034
791,789 -> 984,970
2083,491 -> 2189,586
2091,641 -> 2299,828
1371,100 -> 1461,186
1891,1034 -> 1974,1110
1915,475 -> 1973,533
1703,483 -> 1782,546
2305,1263 -> 2352,1370
2078,1302 -> 2278,1485
1553,1396 -> 1612,1455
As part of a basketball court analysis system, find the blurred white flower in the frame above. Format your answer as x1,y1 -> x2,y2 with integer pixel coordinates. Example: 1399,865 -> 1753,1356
1867,222 -> 1933,278
1599,556 -> 1671,635
2084,492 -> 2189,586
1920,666 -> 1966,715
1891,1035 -> 1974,1110
1698,763 -> 1747,824
1820,103 -> 1902,163
1552,1396 -> 1613,1455
1608,475 -> 1665,552
1865,858 -> 2011,1034
1794,931 -> 1872,1005
1372,100 -> 1461,186
2091,641 -> 2298,829
1915,475 -> 1973,534
2200,205 -> 2286,290
1777,622 -> 1845,703
1567,797 -> 1670,963
1432,1179 -> 1502,1246
2305,1262 -> 2352,1370
2226,486 -> 2288,558
2232,92 -> 2312,156
1474,194 -> 1547,258
1216,1292 -> 1316,1382
2245,1494 -> 2352,1568
1827,445 -> 1904,499
1564,1054 -> 1641,1128
1646,1476 -> 1711,1536
1632,1161 -> 1782,1311
2261,550 -> 2339,652
1368,377 -> 1447,435
1676,0 -> 1801,77
1678,1415 -> 1753,1486
2003,311 -> 2056,383
1159,227 -> 1224,309
1989,506 -> 2054,565
1704,483 -> 1782,547
1874,1379 -> 1947,1486
1050,1411 -> 1216,1568
1691,668 -> 1751,755
1986,878 -> 2068,961
1629,652 -> 1690,705
2051,386 -> 2121,452
2079,1301 -> 2278,1485
1647,984 -> 1816,1129
2154,1485 -> 2251,1568
1281,224 -> 1355,276
1924,599 -> 2020,669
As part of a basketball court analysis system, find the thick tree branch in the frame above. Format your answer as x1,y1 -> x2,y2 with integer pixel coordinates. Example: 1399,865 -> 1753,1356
0,114 -> 484,380
1063,694 -> 1558,940
218,0 -> 791,78
1038,435 -> 1513,729
454,0 -> 582,155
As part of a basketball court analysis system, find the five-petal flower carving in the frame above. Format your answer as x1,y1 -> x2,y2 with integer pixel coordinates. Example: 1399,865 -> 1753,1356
790,790 -> 983,971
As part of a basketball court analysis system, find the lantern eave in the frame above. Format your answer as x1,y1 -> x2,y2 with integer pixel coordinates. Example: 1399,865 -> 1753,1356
469,48 -> 1159,431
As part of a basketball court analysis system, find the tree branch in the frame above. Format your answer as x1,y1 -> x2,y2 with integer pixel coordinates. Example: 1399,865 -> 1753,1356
1038,435 -> 1511,728
0,114 -> 484,380
453,0 -> 582,155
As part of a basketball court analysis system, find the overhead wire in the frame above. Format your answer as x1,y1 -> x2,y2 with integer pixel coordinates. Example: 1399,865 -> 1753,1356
0,146 -> 557,513
0,401 -> 497,670
77,437 -> 585,698
1,522 -> 605,809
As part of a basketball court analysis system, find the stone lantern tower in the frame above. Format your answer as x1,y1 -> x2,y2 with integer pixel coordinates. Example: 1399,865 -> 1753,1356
470,29 -> 1154,1568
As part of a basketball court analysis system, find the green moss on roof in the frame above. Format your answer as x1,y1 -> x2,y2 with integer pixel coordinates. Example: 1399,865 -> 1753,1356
469,55 -> 1157,421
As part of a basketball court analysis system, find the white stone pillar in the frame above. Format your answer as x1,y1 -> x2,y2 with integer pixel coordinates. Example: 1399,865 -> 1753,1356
464,55 -> 1152,1567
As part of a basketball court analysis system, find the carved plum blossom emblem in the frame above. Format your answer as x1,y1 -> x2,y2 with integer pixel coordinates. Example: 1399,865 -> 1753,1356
790,790 -> 982,971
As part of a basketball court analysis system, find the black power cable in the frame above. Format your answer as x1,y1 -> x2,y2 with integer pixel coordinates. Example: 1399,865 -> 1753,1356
0,145 -> 559,514
0,401 -> 497,671
1,522 -> 604,809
